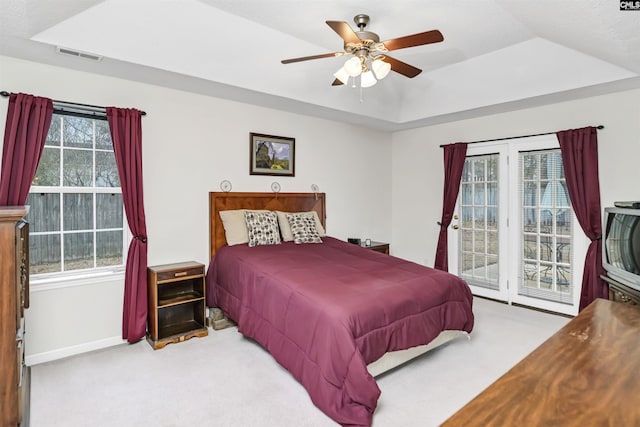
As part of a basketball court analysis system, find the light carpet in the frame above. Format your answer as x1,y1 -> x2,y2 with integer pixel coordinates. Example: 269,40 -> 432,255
30,297 -> 569,426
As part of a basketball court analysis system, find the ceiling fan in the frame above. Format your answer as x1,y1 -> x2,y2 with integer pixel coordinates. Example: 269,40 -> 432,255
281,14 -> 444,87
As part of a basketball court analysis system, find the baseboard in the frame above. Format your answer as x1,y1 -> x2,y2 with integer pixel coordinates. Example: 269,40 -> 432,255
26,335 -> 125,366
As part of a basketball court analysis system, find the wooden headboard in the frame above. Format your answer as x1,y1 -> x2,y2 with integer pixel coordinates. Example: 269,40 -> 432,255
209,192 -> 326,259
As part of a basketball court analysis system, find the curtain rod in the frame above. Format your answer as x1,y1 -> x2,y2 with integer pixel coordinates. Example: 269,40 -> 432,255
440,125 -> 604,148
0,91 -> 147,116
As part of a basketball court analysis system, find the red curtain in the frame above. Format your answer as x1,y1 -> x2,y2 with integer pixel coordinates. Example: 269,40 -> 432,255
557,126 -> 606,311
0,93 -> 53,206
434,142 -> 468,271
107,107 -> 148,343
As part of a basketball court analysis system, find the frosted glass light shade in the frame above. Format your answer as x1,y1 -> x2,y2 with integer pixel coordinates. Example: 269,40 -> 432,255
334,67 -> 350,85
372,59 -> 391,80
360,71 -> 377,88
344,57 -> 362,77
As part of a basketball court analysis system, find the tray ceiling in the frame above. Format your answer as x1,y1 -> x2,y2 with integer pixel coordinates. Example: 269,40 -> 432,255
1,0 -> 639,131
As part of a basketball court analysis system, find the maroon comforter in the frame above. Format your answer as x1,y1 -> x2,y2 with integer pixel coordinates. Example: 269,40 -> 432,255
206,237 -> 474,426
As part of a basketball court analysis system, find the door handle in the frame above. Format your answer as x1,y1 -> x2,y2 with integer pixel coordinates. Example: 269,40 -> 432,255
452,225 -> 459,230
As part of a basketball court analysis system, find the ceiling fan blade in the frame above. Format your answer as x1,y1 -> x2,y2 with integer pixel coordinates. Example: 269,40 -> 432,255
331,78 -> 343,86
281,52 -> 345,64
384,55 -> 422,78
382,29 -> 444,52
326,20 -> 361,44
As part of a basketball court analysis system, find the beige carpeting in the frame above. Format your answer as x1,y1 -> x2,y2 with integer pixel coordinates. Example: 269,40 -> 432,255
30,297 -> 569,427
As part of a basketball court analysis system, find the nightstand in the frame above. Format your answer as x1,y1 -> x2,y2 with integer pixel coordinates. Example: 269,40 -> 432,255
361,241 -> 389,255
147,261 -> 208,349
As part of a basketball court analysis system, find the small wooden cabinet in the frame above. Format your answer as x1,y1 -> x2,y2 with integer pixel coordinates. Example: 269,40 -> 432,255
147,262 -> 208,350
1,206 -> 30,427
362,241 -> 390,255
602,274 -> 640,305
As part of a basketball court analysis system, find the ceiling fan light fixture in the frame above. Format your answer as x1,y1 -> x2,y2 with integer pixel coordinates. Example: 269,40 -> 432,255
372,58 -> 391,80
281,14 -> 443,90
334,67 -> 350,85
344,56 -> 363,77
361,71 -> 377,88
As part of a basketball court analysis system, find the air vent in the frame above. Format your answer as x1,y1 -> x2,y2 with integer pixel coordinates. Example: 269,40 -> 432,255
56,46 -> 103,62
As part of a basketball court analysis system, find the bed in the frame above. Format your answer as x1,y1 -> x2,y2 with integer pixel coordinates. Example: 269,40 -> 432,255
206,192 -> 474,426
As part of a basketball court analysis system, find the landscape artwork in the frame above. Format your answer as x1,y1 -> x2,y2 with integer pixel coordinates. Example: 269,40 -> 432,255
250,132 -> 295,176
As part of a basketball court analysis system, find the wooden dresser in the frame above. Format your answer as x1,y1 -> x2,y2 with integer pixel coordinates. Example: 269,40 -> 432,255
0,207 -> 30,427
442,298 -> 640,426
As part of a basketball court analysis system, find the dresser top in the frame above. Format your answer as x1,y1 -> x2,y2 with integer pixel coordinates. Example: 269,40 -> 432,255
443,298 -> 640,426
0,206 -> 27,221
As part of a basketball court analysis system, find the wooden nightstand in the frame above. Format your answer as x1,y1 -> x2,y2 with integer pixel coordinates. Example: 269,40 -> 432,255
147,261 -> 208,349
361,241 -> 390,255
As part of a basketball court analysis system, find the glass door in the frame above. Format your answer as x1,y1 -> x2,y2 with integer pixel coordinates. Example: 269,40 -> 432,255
448,144 -> 509,301
448,135 -> 585,315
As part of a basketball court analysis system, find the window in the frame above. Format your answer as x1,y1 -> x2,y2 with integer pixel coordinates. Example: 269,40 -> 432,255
26,113 -> 126,277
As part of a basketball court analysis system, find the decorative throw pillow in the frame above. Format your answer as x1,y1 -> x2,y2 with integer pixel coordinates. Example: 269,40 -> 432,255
277,210 -> 326,241
219,209 -> 270,246
244,211 -> 281,247
285,212 -> 323,244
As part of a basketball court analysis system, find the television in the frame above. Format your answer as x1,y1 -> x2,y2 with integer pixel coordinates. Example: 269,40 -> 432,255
603,207 -> 640,292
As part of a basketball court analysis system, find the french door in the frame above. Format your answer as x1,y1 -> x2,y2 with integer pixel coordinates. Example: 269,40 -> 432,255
448,135 -> 587,315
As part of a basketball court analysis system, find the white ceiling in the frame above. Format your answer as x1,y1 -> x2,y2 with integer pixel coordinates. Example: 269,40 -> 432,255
1,0 -> 639,131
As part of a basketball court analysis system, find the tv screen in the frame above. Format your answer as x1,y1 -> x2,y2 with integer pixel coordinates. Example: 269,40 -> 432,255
603,207 -> 640,291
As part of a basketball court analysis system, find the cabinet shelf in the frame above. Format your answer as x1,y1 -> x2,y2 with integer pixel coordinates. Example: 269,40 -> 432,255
147,262 -> 208,350
157,320 -> 207,340
158,292 -> 203,307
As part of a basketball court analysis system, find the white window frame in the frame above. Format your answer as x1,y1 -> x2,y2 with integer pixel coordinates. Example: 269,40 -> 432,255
28,113 -> 130,290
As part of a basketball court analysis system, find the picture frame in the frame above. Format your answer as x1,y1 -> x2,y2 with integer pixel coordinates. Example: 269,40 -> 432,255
249,132 -> 295,177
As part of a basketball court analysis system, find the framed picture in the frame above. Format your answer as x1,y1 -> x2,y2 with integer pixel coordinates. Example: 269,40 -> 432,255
249,132 -> 295,176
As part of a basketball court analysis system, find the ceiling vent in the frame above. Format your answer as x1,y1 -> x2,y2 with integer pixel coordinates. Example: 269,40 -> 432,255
56,46 -> 103,62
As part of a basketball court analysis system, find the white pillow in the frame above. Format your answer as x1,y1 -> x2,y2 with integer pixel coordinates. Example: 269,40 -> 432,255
276,210 -> 325,242
219,209 -> 269,246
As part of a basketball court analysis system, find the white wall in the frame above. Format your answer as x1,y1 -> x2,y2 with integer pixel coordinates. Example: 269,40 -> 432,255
0,55 -> 392,361
391,88 -> 640,266
3,52 -> 638,362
